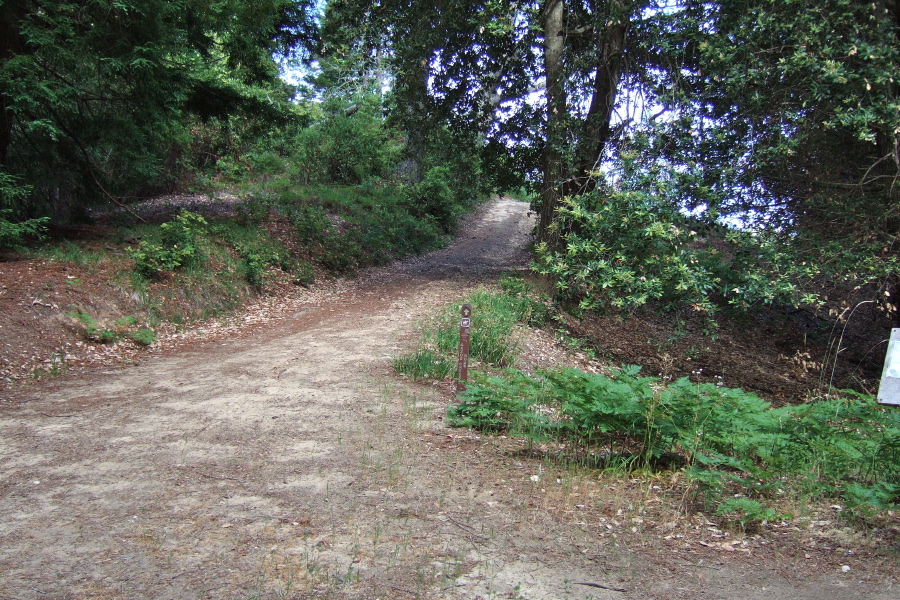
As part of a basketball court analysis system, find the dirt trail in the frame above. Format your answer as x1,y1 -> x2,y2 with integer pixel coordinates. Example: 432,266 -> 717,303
0,198 -> 894,599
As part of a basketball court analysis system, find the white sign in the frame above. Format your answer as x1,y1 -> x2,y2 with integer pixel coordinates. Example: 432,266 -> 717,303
877,328 -> 900,406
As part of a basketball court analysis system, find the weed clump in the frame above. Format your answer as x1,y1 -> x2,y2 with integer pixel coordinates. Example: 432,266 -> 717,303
67,310 -> 157,346
392,350 -> 455,381
68,310 -> 118,343
393,278 -> 553,382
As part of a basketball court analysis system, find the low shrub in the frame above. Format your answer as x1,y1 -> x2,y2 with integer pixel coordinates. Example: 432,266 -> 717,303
67,310 -> 117,343
128,328 -> 158,346
128,210 -> 208,277
287,259 -> 315,287
290,204 -> 333,244
449,365 -> 900,514
405,166 -> 459,232
242,252 -> 268,288
0,209 -> 49,249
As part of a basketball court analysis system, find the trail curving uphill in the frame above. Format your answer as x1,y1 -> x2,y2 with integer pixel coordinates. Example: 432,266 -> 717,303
0,198 -> 892,599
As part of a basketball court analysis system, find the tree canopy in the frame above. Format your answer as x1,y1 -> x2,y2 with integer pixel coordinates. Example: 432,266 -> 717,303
321,0 -> 900,318
3,0 -> 898,321
0,0 -> 317,217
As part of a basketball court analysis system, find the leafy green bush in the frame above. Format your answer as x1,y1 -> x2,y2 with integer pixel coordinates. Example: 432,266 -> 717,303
448,365 -> 900,513
1,173 -> 48,249
405,166 -> 460,232
320,232 -> 361,273
288,127 -> 329,185
128,211 -> 208,277
249,151 -> 284,176
242,252 -> 268,288
235,193 -> 277,224
447,370 -> 552,433
287,96 -> 401,186
290,204 -> 333,243
535,189 -> 816,321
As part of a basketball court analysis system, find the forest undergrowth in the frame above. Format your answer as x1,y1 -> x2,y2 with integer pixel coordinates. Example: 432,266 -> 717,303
395,277 -> 900,534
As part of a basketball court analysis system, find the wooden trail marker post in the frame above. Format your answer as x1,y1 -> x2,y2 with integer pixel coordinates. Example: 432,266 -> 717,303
456,304 -> 472,392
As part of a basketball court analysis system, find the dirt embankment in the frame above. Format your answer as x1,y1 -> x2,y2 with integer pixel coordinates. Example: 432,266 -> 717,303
1,197 -> 897,599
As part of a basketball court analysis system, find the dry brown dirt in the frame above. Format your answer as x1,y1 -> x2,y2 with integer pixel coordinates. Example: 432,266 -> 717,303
1,197 -> 898,599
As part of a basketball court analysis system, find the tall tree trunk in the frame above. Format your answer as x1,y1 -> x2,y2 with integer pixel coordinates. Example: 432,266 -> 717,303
539,0 -> 566,247
570,3 -> 630,195
0,0 -> 26,166
396,57 -> 431,183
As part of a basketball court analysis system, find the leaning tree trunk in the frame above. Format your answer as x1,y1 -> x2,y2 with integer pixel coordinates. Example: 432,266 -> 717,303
570,3 -> 630,195
539,0 -> 567,247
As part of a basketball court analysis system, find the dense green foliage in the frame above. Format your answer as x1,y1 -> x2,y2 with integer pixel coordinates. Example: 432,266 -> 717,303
0,172 -> 45,248
119,182 -> 450,283
0,207 -> 47,249
535,187 -> 821,321
2,0 -> 897,525
596,0 -> 900,317
320,0 -> 536,189
3,0 -> 898,322
450,365 -> 900,515
1,0 -> 489,273
128,211 -> 210,278
639,0 -> 900,235
0,0 -> 316,218
323,0 -> 900,324
396,284 -> 900,517
20,180 -> 450,344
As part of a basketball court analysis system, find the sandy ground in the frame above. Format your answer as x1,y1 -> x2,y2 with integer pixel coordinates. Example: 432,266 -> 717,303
1,198 -> 897,599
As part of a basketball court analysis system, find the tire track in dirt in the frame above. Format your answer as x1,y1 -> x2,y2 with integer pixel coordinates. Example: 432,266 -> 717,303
1,198 -> 894,599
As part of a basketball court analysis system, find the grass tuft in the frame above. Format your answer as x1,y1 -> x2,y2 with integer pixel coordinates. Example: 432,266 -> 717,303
393,349 -> 455,381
